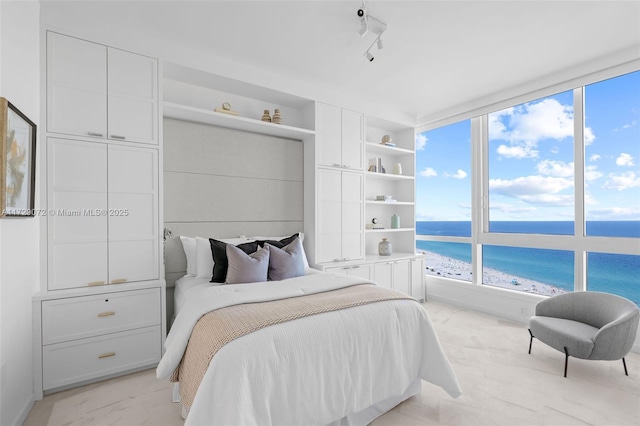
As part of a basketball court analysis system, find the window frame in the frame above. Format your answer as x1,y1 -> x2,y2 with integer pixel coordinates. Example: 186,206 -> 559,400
416,64 -> 640,296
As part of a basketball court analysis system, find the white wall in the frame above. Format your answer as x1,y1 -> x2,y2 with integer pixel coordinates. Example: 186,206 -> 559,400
0,1 -> 41,425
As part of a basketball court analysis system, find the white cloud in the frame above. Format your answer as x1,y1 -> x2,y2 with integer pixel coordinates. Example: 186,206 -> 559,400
536,160 -> 573,178
444,169 -> 467,179
616,152 -> 635,167
589,154 -> 601,162
602,171 -> 640,191
490,175 -> 573,206
496,144 -> 538,159
490,98 -> 596,156
550,146 -> 559,154
415,133 -> 427,151
488,202 -> 537,215
518,194 -> 574,206
587,207 -> 640,220
419,167 -> 437,177
584,165 -> 603,182
614,120 -> 638,132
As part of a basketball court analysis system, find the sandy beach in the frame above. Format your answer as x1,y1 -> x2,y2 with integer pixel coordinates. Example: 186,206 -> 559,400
422,250 -> 567,296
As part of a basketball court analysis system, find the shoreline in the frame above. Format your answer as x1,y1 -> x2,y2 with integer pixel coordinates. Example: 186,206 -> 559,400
422,250 -> 567,296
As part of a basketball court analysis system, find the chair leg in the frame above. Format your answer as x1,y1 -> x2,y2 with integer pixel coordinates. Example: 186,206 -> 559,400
563,347 -> 569,378
528,329 -> 534,354
622,357 -> 628,376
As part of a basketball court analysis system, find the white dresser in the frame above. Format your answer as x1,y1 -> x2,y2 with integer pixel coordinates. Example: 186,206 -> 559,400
34,30 -> 164,398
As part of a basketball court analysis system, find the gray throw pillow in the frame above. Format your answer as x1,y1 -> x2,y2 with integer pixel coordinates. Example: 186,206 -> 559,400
225,244 -> 270,284
266,237 -> 305,281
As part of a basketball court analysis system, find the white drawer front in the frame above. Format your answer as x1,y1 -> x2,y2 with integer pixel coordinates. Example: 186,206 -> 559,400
43,325 -> 161,391
42,288 -> 160,345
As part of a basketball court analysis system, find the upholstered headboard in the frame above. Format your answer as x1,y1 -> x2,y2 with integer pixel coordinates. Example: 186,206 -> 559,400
163,118 -> 304,324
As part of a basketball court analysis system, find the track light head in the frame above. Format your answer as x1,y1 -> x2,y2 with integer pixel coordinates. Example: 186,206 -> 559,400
359,18 -> 368,36
365,51 -> 374,62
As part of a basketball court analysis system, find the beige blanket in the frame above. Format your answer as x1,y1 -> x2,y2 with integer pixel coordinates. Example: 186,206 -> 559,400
172,283 -> 415,409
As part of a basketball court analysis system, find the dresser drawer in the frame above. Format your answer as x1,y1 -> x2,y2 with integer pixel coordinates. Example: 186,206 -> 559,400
43,325 -> 161,391
42,288 -> 160,345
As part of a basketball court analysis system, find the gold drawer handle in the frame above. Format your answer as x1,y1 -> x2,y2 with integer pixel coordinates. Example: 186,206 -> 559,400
110,278 -> 127,284
98,352 -> 116,359
98,311 -> 115,318
87,281 -> 106,287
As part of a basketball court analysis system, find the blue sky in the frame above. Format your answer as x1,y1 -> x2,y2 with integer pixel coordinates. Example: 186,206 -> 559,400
416,71 -> 640,222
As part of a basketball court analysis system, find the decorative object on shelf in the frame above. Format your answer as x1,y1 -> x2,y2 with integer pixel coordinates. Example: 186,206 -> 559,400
392,162 -> 403,175
391,214 -> 400,229
0,97 -> 37,218
375,195 -> 392,201
368,157 -> 382,172
272,109 -> 282,124
366,217 -> 385,230
261,109 -> 272,122
381,134 -> 396,147
214,101 -> 239,116
378,238 -> 392,256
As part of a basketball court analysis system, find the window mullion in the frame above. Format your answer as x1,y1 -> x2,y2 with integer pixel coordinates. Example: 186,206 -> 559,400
573,87 -> 587,292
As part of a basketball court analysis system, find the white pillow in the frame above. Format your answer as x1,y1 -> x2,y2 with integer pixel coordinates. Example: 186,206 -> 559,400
195,236 -> 251,279
249,233 -> 309,268
179,236 -> 197,276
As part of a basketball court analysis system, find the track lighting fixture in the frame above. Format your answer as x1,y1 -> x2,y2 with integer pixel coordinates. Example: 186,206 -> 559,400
356,1 -> 387,62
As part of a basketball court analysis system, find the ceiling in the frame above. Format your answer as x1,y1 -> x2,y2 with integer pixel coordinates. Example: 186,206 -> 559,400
40,0 -> 640,124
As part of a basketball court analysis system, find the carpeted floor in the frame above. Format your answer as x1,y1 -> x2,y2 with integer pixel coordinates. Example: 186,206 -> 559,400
24,300 -> 640,426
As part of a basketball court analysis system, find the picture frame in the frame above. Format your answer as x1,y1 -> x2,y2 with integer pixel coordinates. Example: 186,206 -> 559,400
0,97 -> 37,217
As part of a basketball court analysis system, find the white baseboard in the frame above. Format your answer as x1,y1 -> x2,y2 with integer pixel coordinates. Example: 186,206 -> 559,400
11,393 -> 35,426
426,277 -> 640,354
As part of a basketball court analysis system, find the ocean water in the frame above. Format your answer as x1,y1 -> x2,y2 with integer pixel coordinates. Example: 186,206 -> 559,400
416,221 -> 640,306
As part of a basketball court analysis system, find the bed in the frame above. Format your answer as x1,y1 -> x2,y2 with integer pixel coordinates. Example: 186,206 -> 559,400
157,234 -> 461,425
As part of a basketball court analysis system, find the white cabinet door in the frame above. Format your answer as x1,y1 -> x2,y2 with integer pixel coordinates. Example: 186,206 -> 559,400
349,263 -> 372,281
108,146 -> 159,283
108,48 -> 158,145
317,169 -> 363,263
48,139 -> 159,290
317,168 -> 343,263
393,259 -> 411,295
316,103 -> 363,169
374,261 -> 393,289
316,103 -> 342,167
411,257 -> 425,301
341,108 -> 363,170
48,139 -> 108,290
47,32 -> 107,139
341,171 -> 363,261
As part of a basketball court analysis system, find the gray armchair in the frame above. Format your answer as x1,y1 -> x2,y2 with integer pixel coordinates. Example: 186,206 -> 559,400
528,291 -> 639,377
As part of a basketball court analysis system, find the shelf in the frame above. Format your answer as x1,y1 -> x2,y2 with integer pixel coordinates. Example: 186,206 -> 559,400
365,227 -> 414,233
163,102 -> 315,140
365,142 -> 414,156
364,252 -> 422,263
366,200 -> 414,206
365,171 -> 414,181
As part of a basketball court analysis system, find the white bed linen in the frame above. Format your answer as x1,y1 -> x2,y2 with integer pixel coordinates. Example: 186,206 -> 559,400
158,272 -> 461,426
174,275 -> 215,316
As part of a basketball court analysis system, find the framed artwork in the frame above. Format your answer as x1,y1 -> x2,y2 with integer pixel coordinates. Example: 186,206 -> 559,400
0,97 -> 37,217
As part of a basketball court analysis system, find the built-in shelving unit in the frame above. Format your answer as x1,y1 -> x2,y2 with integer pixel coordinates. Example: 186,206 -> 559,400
364,116 -> 417,258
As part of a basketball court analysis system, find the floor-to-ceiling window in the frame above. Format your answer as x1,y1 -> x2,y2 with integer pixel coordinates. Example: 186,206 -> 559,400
416,120 -> 472,282
416,70 -> 640,306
